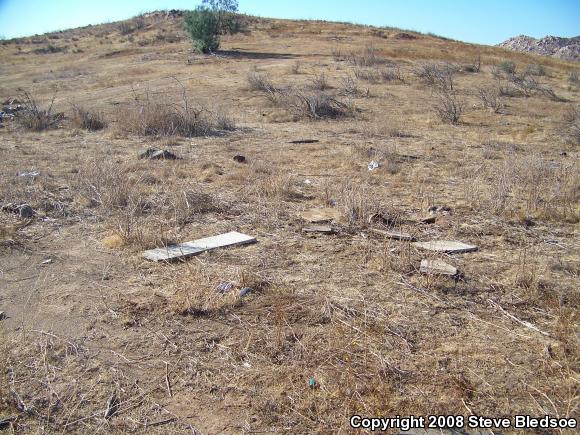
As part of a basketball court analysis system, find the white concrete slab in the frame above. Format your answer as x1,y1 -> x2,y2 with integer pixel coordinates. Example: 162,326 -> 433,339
412,240 -> 477,254
420,259 -> 458,276
143,231 -> 257,262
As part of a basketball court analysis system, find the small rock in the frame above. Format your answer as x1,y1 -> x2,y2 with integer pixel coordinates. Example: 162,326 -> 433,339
138,148 -> 177,160
367,160 -> 380,171
420,259 -> 458,276
303,179 -> 312,185
233,155 -> 246,163
18,205 -> 34,219
150,149 -> 177,160
0,311 -> 5,321
239,287 -> 252,297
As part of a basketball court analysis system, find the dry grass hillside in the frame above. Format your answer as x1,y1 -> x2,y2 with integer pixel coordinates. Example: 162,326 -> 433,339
0,11 -> 578,433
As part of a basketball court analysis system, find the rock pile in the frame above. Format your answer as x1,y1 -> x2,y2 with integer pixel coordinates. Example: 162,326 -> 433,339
497,35 -> 580,62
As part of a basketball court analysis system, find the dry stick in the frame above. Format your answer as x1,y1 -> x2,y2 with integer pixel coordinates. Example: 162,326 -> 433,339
488,299 -> 551,337
164,361 -> 173,397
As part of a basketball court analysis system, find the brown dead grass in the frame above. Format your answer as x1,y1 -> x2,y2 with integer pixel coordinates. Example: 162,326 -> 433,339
0,13 -> 578,434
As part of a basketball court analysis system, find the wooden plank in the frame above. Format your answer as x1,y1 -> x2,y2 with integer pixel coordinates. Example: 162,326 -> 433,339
412,240 -> 477,254
370,228 -> 415,241
303,225 -> 334,234
143,231 -> 257,262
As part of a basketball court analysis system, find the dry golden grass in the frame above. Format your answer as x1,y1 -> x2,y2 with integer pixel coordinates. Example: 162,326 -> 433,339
0,12 -> 578,433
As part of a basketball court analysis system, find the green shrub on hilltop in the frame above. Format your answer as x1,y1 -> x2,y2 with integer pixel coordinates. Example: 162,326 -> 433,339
184,0 -> 242,53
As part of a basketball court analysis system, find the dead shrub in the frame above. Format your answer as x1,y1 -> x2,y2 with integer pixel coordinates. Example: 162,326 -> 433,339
476,86 -> 502,113
310,72 -> 330,90
117,21 -> 134,35
413,62 -> 457,89
247,71 -> 277,93
432,88 -> 464,124
70,104 -> 107,131
339,74 -> 369,97
349,45 -> 389,67
478,155 -> 579,222
289,60 -> 301,74
14,89 -> 63,131
286,91 -> 354,119
523,63 -> 546,77
118,91 -> 233,137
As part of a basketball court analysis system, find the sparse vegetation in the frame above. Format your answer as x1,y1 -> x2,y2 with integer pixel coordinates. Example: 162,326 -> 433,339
1,14 -> 578,434
70,104 -> 107,131
498,59 -> 517,75
14,89 -> 62,131
476,86 -> 502,112
117,90 -> 233,136
432,87 -> 464,124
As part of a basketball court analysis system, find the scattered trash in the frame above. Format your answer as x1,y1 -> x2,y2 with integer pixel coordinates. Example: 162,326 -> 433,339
419,216 -> 436,224
41,258 -> 52,265
420,259 -> 458,276
104,393 -> 119,420
368,212 -> 397,227
138,148 -> 178,160
0,311 -> 5,321
242,361 -> 252,368
289,139 -> 319,144
299,208 -> 346,224
412,240 -> 478,254
18,205 -> 35,219
303,179 -> 312,185
0,415 -> 16,429
367,160 -> 380,171
428,205 -> 451,214
143,231 -> 257,262
303,224 -> 334,234
239,287 -> 252,297
17,170 -> 40,178
309,377 -> 316,388
370,228 -> 414,241
0,203 -> 34,219
233,155 -> 246,163
216,281 -> 234,294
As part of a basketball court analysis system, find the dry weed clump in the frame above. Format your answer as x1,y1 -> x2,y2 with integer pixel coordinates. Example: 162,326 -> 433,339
14,89 -> 63,131
354,65 -> 404,84
432,87 -> 464,124
348,45 -> 390,67
286,91 -> 355,119
76,159 -> 223,248
476,86 -> 502,113
310,72 -> 330,90
413,62 -> 457,89
465,154 -> 579,222
70,104 -> 107,131
338,74 -> 370,97
117,90 -> 234,137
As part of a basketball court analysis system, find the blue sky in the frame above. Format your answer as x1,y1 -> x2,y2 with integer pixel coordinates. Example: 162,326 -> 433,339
0,0 -> 578,44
